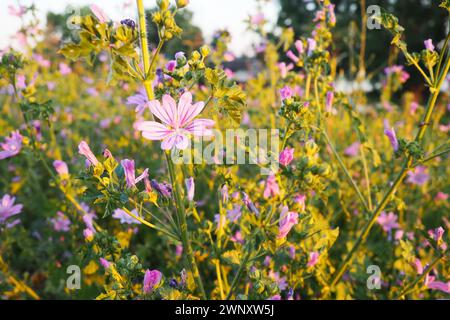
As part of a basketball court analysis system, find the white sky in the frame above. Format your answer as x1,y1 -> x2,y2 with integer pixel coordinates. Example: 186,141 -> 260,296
0,0 -> 279,56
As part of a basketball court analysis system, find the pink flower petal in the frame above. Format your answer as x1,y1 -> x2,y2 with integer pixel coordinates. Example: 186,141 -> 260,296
179,102 -> 205,127
137,121 -> 172,140
177,92 -> 193,126
184,119 -> 215,136
162,94 -> 178,127
175,134 -> 189,150
161,135 -> 177,150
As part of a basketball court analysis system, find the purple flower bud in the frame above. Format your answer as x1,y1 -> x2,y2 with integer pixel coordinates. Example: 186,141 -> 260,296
307,38 -> 317,55
384,127 -> 399,152
278,206 -> 298,239
242,192 -> 259,216
185,177 -> 195,201
166,60 -> 177,72
424,39 -> 434,51
120,18 -> 136,30
325,91 -> 334,112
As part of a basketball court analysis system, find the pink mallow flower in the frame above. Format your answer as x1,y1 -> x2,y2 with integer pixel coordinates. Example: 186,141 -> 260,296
143,269 -> 163,294
279,147 -> 294,166
263,174 -> 280,198
121,159 -> 149,188
279,86 -> 293,100
307,251 -> 320,267
377,211 -> 399,233
78,141 -> 99,166
415,259 -> 450,293
407,166 -> 429,186
277,206 -> 298,239
0,194 -> 23,228
428,226 -> 447,251
0,131 -> 23,160
136,92 -> 215,151
344,141 -> 360,157
50,211 -> 71,232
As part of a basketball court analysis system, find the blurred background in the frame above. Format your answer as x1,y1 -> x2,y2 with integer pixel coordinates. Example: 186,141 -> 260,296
1,0 -> 449,90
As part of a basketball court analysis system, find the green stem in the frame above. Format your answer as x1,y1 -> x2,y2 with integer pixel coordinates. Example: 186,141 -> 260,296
166,152 -> 206,299
322,131 -> 371,213
225,249 -> 251,300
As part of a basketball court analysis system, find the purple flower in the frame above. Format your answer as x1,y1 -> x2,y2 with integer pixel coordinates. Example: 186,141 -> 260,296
53,160 -> 69,176
112,208 -> 141,225
279,86 -> 293,100
288,246 -> 296,259
127,88 -> 150,115
226,204 -> 242,223
377,211 -> 399,233
263,174 -> 280,198
78,141 -> 99,166
344,141 -> 360,157
120,18 -> 136,30
269,271 -> 288,290
242,192 -> 259,215
143,269 -> 163,294
384,127 -> 399,152
166,60 -> 177,72
294,194 -> 306,212
327,4 -> 336,25
185,177 -> 195,201
150,180 -> 173,198
0,131 -> 23,160
279,147 -> 294,166
428,226 -> 447,250
307,251 -> 320,267
136,92 -> 215,151
407,166 -> 429,186
121,159 -> 149,188
424,39 -> 435,51
50,211 -> 71,232
277,206 -> 298,239
0,194 -> 22,228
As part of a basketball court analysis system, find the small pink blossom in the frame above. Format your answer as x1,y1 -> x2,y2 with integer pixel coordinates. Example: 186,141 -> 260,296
78,141 -> 99,166
136,92 -> 215,151
377,211 -> 399,233
8,5 -> 26,17
325,91 -> 334,112
0,131 -> 23,160
279,147 -> 294,166
424,39 -> 435,51
120,159 -> 149,188
344,141 -> 360,157
407,166 -> 429,186
277,206 -> 298,239
263,174 -> 280,198
53,160 -> 69,176
143,269 -> 163,294
435,192 -> 448,202
50,211 -> 71,232
279,86 -> 293,100
59,63 -> 72,75
277,62 -> 294,79
99,258 -> 110,269
307,251 -> 320,267
384,126 -> 399,152
0,194 -> 23,228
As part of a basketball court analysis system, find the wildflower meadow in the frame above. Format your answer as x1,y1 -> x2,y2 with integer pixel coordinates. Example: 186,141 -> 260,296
0,0 -> 449,304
